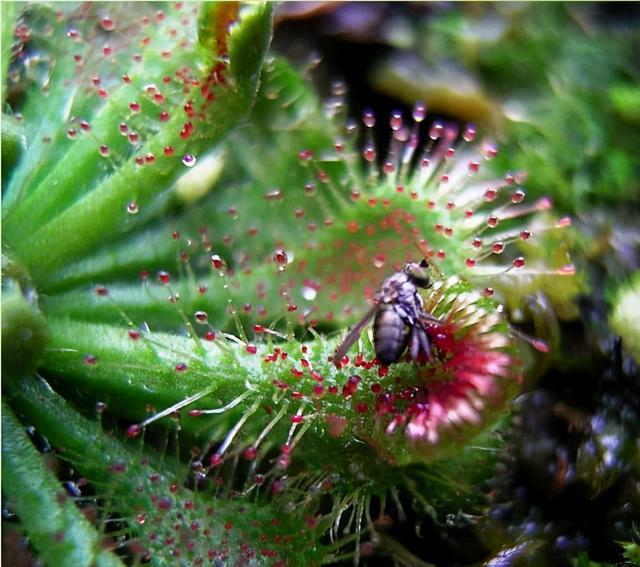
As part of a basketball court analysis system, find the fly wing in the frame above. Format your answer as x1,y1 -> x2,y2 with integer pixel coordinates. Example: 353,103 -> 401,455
332,305 -> 377,365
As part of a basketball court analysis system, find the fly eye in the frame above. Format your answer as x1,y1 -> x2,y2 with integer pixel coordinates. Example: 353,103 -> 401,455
406,262 -> 431,288
411,273 -> 431,288
419,258 -> 429,269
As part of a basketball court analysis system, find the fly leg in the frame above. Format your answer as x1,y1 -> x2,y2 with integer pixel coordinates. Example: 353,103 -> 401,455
409,325 -> 433,362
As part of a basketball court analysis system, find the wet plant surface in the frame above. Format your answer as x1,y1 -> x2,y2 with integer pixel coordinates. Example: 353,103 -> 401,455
2,3 -> 639,566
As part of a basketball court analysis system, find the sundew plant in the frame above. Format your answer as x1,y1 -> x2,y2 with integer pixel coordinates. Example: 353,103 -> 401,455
2,3 -> 639,566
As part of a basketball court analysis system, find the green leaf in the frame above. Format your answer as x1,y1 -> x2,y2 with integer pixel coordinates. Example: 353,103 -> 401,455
1,1 -> 16,103
4,2 -> 273,287
2,402 -> 125,567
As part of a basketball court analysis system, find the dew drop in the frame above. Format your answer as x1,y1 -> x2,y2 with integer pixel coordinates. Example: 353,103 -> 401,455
412,101 -> 426,122
135,513 -> 146,525
463,125 -> 476,142
512,257 -> 525,268
243,447 -> 257,461
129,101 -> 140,113
164,146 -> 174,156
390,111 -> 402,131
491,242 -> 505,254
373,253 -> 386,269
246,344 -> 257,354
194,311 -> 208,324
297,149 -> 313,164
512,189 -> 526,204
158,271 -> 170,284
101,16 -> 116,31
84,354 -> 98,365
485,145 -> 498,159
362,109 -> 375,128
211,254 -> 224,269
429,122 -> 443,140
273,249 -> 288,271
302,286 -> 317,301
128,329 -> 140,340
465,258 -> 476,268
175,362 -> 187,372
126,201 -> 139,214
558,264 -> 576,275
182,154 -> 196,167
484,188 -> 498,201
95,402 -> 107,414
159,111 -> 170,122
487,215 -> 499,228
127,424 -> 142,438
67,128 -> 77,139
363,145 -> 376,162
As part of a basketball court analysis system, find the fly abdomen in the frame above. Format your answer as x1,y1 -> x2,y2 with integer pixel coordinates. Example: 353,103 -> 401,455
373,305 -> 409,365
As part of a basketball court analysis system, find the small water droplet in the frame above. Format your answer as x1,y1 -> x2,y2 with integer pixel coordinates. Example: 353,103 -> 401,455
373,253 -> 386,269
302,286 -> 317,301
558,264 -> 576,275
491,242 -> 505,254
362,109 -> 375,128
512,189 -> 525,203
101,16 -> 116,31
463,125 -> 476,142
429,122 -> 443,140
210,254 -> 224,269
127,424 -> 142,438
194,311 -> 208,324
264,189 -> 282,201
182,154 -> 196,167
126,201 -> 139,214
273,249 -> 288,271
412,101 -> 426,123
390,111 -> 402,131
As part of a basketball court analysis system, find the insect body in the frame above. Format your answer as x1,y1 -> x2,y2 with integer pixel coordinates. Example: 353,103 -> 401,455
333,260 -> 437,366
